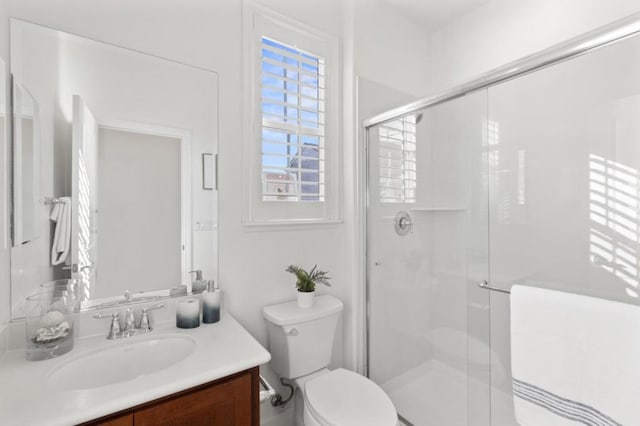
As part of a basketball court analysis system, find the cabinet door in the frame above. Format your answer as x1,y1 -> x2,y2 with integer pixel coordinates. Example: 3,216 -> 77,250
134,373 -> 253,426
93,413 -> 134,426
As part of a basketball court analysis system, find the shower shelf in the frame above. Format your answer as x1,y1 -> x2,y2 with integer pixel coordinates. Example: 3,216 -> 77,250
410,207 -> 466,212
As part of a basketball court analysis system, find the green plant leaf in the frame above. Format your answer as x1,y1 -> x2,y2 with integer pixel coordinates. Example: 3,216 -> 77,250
286,264 -> 332,292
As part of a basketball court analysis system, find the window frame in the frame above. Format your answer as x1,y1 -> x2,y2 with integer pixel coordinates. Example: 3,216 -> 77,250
242,3 -> 341,226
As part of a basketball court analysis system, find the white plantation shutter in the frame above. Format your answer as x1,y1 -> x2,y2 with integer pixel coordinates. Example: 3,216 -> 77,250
244,7 -> 339,224
379,115 -> 417,203
261,37 -> 326,202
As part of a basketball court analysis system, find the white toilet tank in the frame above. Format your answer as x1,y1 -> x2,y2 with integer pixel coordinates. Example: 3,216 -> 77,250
263,295 -> 343,379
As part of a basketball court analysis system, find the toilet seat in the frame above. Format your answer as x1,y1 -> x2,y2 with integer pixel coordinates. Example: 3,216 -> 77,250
304,368 -> 397,426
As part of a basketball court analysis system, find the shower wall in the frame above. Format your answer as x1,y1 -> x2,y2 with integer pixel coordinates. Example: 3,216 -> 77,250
367,19 -> 640,426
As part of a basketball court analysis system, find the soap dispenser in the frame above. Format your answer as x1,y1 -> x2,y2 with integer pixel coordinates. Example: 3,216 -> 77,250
189,270 -> 207,293
202,280 -> 221,324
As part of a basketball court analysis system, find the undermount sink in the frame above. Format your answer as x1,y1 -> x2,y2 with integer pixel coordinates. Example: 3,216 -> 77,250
48,335 -> 196,390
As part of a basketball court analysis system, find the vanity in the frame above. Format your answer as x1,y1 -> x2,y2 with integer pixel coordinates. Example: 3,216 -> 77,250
0,309 -> 270,425
0,16 -> 267,426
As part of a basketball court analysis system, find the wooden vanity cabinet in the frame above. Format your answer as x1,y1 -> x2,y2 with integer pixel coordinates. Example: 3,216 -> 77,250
95,414 -> 133,426
84,367 -> 260,426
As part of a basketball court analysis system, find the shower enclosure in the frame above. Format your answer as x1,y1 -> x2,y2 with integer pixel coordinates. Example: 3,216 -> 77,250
364,14 -> 640,426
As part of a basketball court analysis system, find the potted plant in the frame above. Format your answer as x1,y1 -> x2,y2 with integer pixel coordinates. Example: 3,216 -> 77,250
286,264 -> 331,308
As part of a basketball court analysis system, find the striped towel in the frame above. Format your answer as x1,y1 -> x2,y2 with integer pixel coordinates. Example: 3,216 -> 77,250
512,378 -> 621,426
510,285 -> 640,426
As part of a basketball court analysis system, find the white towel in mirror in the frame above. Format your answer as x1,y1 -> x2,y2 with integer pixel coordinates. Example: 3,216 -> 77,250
50,197 -> 71,266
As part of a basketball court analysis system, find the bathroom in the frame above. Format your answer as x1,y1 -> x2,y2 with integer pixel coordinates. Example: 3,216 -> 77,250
1,0 -> 640,425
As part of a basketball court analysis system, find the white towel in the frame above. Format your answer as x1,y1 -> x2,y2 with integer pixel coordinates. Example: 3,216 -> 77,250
50,197 -> 71,266
510,285 -> 640,426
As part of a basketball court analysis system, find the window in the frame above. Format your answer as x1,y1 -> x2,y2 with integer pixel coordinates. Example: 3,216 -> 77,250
379,115 -> 417,203
243,5 -> 339,225
260,37 -> 325,202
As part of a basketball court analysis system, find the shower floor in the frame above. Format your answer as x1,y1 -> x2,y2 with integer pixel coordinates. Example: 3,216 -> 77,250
382,360 -> 470,426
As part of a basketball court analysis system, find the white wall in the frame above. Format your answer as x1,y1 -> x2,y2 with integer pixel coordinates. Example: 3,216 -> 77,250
428,0 -> 640,94
353,0 -> 432,97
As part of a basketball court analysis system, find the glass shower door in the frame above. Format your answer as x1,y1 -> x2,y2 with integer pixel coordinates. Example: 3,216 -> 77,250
486,30 -> 640,425
366,90 -> 490,426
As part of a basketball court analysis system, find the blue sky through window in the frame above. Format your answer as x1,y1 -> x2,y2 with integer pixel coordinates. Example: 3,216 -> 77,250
261,36 -> 324,200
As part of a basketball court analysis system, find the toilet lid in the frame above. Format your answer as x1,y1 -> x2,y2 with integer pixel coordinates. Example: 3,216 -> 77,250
305,368 -> 397,426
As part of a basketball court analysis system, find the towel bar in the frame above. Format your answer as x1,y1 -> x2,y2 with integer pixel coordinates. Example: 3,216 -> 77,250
44,197 -> 62,205
477,280 -> 511,294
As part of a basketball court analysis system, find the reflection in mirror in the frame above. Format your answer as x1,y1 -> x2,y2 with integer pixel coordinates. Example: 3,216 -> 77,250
70,94 -> 98,304
12,82 -> 40,245
10,20 -> 218,318
94,124 -> 188,300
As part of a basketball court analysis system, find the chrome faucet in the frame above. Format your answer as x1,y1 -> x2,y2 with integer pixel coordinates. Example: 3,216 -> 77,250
93,303 -> 165,339
123,308 -> 136,337
138,304 -> 165,333
93,311 -> 122,339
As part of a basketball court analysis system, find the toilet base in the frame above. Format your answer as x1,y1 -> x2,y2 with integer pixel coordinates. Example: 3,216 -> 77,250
292,369 -> 330,425
303,404 -> 322,426
290,368 -> 398,426
293,382 -> 326,426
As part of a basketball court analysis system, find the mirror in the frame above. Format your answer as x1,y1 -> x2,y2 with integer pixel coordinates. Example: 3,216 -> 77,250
12,82 -> 40,245
10,20 -> 218,318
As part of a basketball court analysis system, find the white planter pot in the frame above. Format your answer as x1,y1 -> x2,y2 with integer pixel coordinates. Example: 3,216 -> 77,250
297,290 -> 315,308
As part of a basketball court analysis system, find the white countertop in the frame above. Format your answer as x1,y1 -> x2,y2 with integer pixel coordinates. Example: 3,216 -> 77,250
0,313 -> 270,426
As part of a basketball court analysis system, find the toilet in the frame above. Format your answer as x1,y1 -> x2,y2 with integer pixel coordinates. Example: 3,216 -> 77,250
263,295 -> 397,426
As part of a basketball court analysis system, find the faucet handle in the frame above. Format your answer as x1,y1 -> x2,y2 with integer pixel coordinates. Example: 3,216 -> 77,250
109,313 -> 122,339
123,308 -> 136,337
138,304 -> 165,333
93,311 -> 122,339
